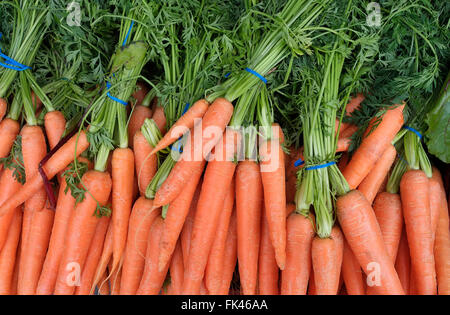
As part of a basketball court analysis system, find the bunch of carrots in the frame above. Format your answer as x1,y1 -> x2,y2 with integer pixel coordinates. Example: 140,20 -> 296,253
0,0 -> 448,296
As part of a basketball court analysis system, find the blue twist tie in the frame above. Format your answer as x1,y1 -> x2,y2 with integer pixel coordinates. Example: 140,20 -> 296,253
245,67 -> 267,84
122,21 -> 135,46
305,161 -> 336,171
294,158 -> 305,167
224,72 -> 231,78
106,81 -> 128,106
403,126 -> 422,140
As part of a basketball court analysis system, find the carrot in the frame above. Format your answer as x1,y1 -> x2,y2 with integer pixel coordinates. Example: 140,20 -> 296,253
281,212 -> 315,295
0,208 -> 22,295
133,131 -> 157,195
200,280 -> 209,295
236,160 -> 263,295
218,211 -> 238,295
74,216 -> 110,295
180,184 -> 201,268
169,240 -> 184,295
342,104 -> 404,189
337,190 -> 405,295
395,228 -> 411,295
44,111 -> 66,150
338,124 -> 358,139
431,170 -> 450,295
0,131 -> 90,216
132,82 -> 149,106
0,119 -> 20,172
54,170 -> 112,295
110,265 -> 122,295
154,98 -> 234,207
259,138 -> 286,270
336,137 -> 351,153
335,93 -> 365,134
151,99 -> 209,155
400,170 -> 437,295
152,105 -> 167,135
358,145 -> 397,204
429,169 -> 443,243
367,192 -> 403,294
137,216 -> 169,295
341,239 -> 365,295
128,106 -> 153,148
0,98 -> 7,122
258,207 -> 279,295
10,244 -> 20,295
182,130 -> 239,294
97,269 -> 110,295
158,161 -> 205,271
120,198 -> 160,295
204,178 -> 235,294
17,204 -> 55,295
90,219 -> 114,295
307,271 -> 316,295
111,148 -> 135,275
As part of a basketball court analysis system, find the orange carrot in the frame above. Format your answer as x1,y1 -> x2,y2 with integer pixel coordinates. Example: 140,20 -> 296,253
110,265 -> 122,295
154,98 -> 234,207
134,131 -> 157,195
236,160 -> 263,295
358,145 -> 397,204
337,190 -> 405,295
169,240 -> 184,295
54,170 -> 112,295
74,216 -> 110,295
281,212 -> 315,295
0,208 -> 22,295
180,184 -> 201,268
0,131 -> 90,215
120,198 -> 160,295
338,124 -> 358,139
400,170 -> 436,295
152,105 -> 167,135
335,93 -> 365,134
90,218 -> 114,295
429,169 -> 443,243
128,106 -> 152,148
307,270 -> 316,295
0,98 -> 7,122
17,204 -> 55,295
259,138 -> 286,270
336,137 -> 351,153
395,228 -> 411,295
158,161 -> 205,271
218,211 -> 238,295
111,148 -> 135,274
151,99 -> 209,155
258,207 -> 279,295
341,239 -> 365,295
205,178 -> 235,294
0,118 -> 20,166
132,82 -> 149,106
136,216 -> 169,295
338,152 -> 350,172
342,104 -> 404,189
97,269 -> 110,296
182,130 -> 239,294
44,111 -> 66,150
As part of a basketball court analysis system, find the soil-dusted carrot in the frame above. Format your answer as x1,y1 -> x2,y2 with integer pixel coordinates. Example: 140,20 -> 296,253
54,170 -> 112,295
74,216 -> 110,295
180,184 -> 201,268
128,106 -> 153,149
152,105 -> 167,135
218,211 -> 238,295
342,104 -> 405,189
258,208 -> 279,295
154,98 -> 234,208
236,160 -> 263,295
90,219 -> 114,294
259,138 -> 286,270
400,170 -> 436,295
0,208 -> 22,295
133,131 -> 157,195
205,179 -> 235,294
17,204 -> 55,295
358,145 -> 397,204
120,198 -> 160,295
137,216 -> 170,295
182,130 -> 239,294
111,148 -> 135,275
169,240 -> 184,295
151,99 -> 209,155
44,111 -> 66,150
0,131 -> 90,216
342,239 -> 365,295
0,98 -> 7,122
281,212 -> 315,295
337,190 -> 405,295
158,162 -> 205,271
395,229 -> 411,295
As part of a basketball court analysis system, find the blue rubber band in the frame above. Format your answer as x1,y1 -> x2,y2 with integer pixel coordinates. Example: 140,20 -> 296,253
294,158 -> 305,167
122,21 -> 135,46
403,126 -> 422,139
0,50 -> 31,71
305,161 -> 336,171
245,67 -> 267,84
182,103 -> 190,115
224,72 -> 231,78
106,81 -> 128,106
